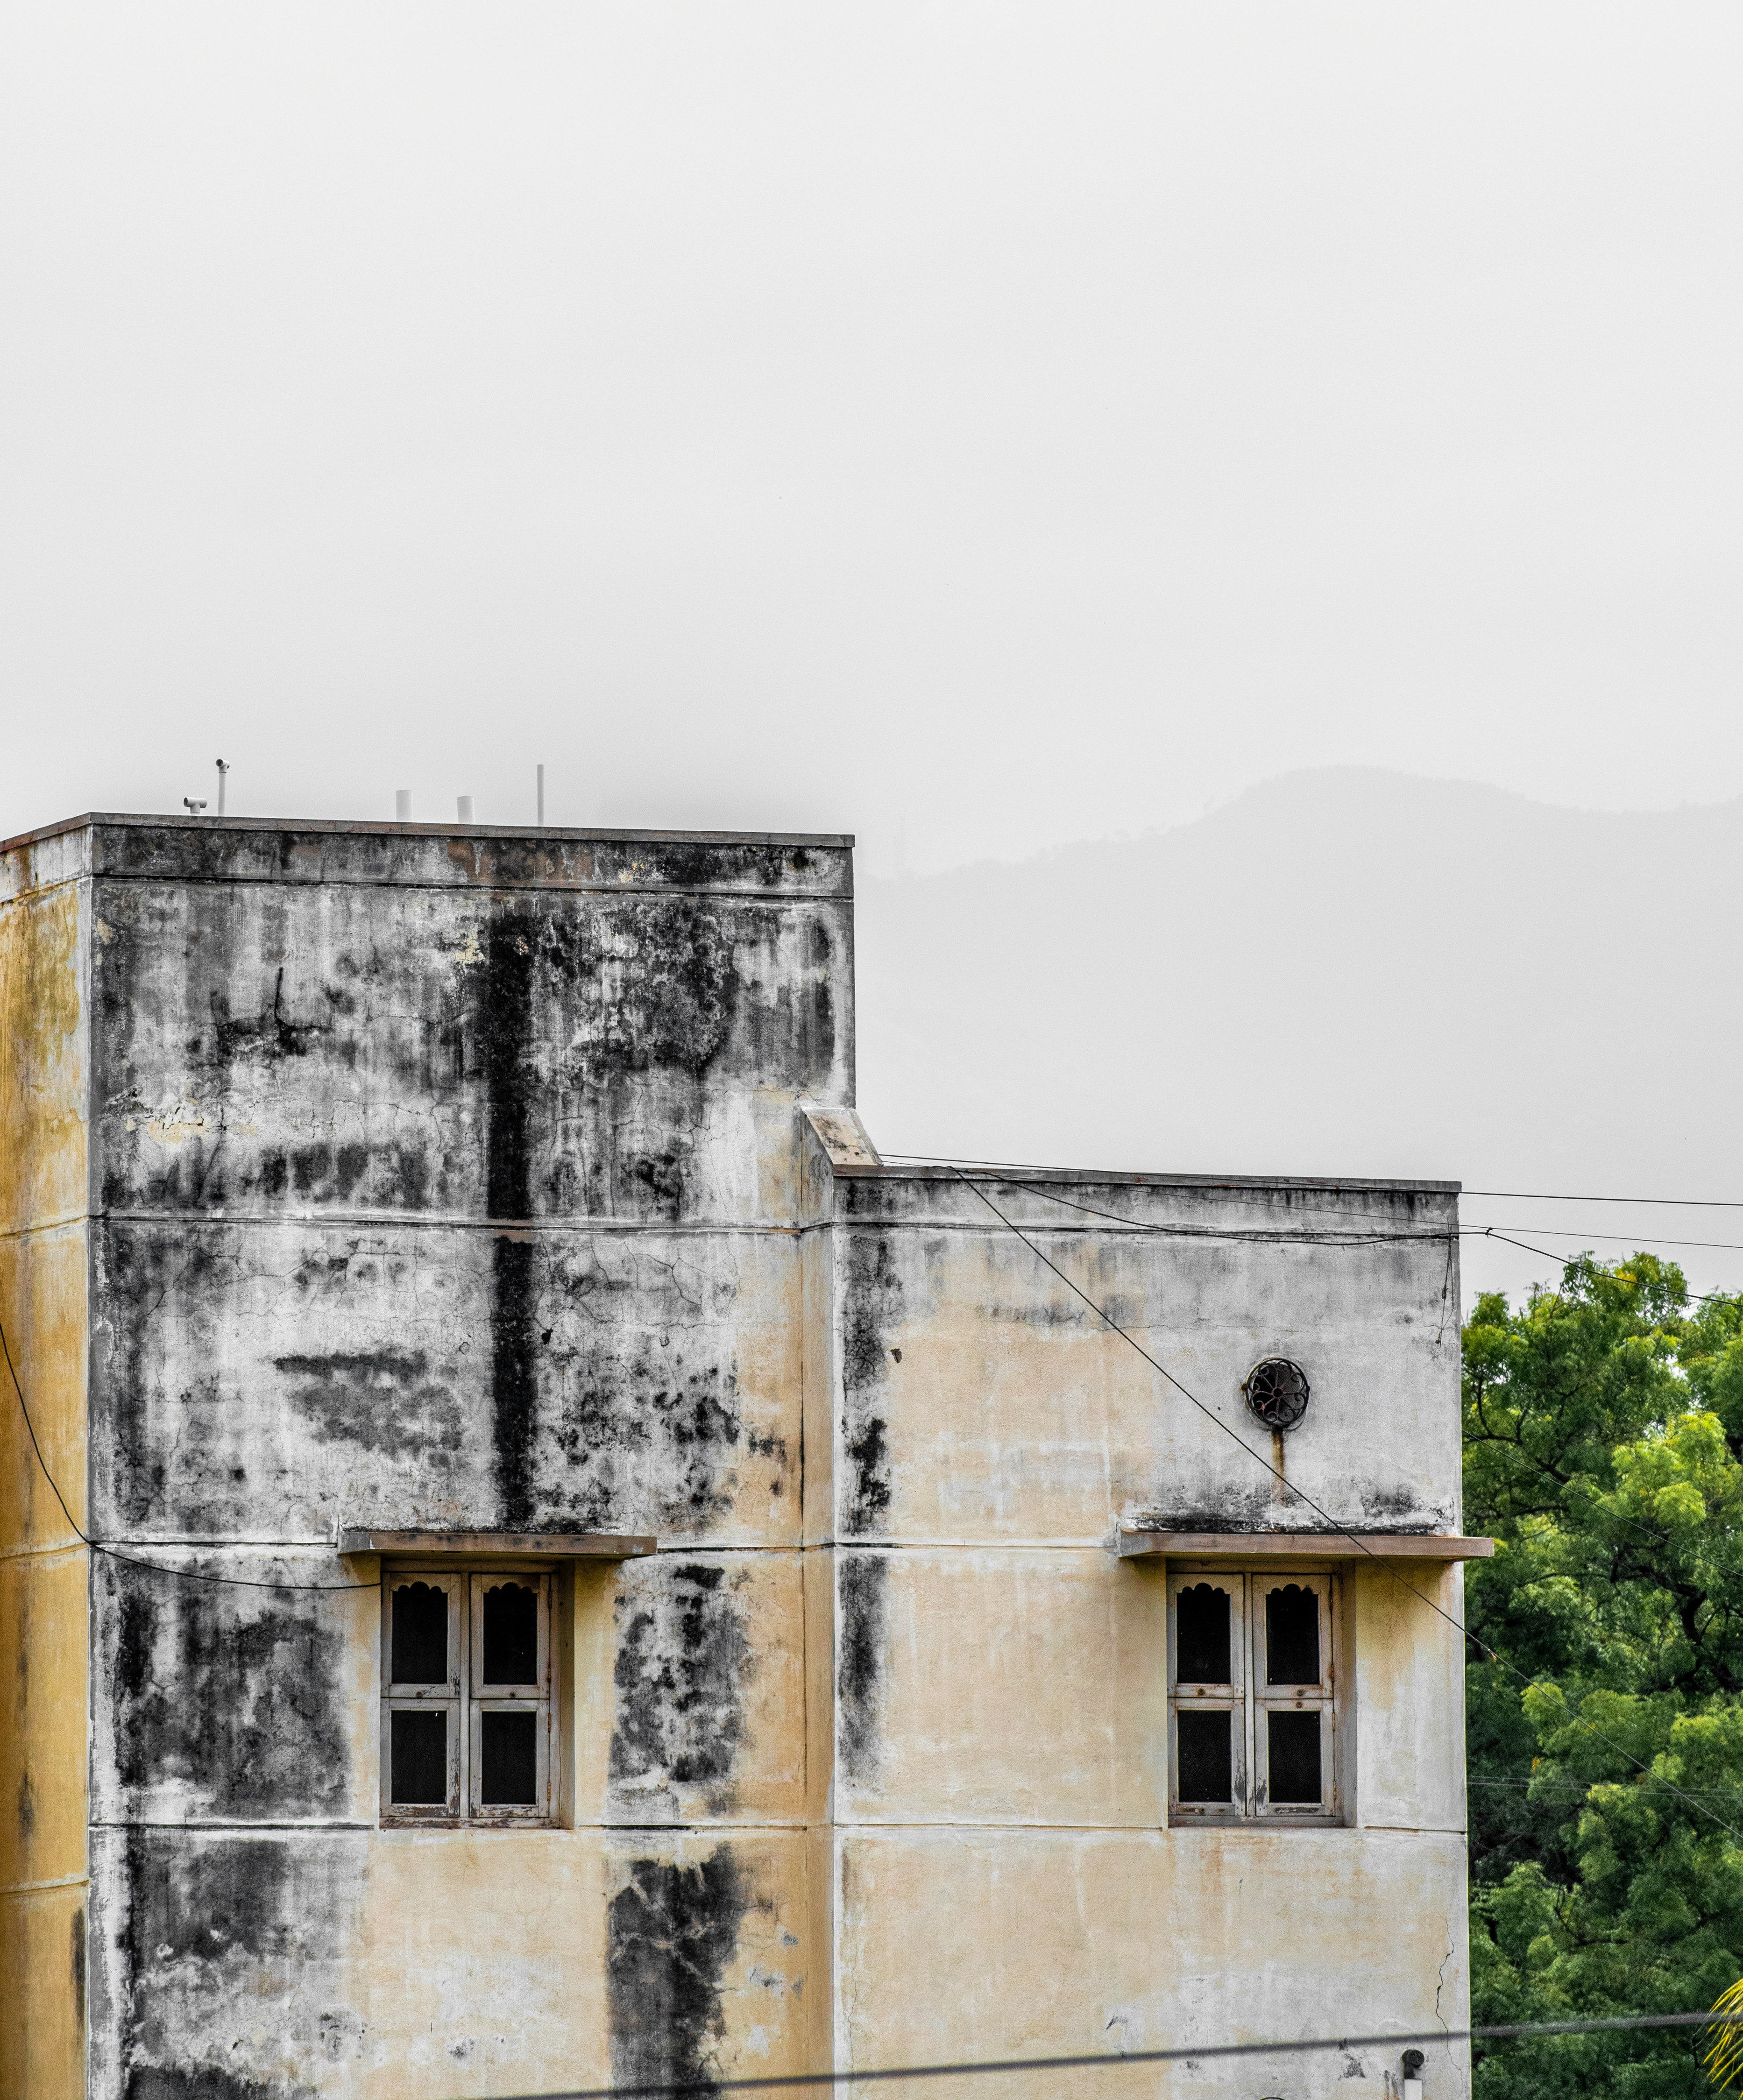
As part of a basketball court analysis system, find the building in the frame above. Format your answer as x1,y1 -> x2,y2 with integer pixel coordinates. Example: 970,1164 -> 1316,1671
0,813 -> 1483,2100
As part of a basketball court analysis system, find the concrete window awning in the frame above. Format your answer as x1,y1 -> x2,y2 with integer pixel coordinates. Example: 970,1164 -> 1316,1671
1118,1530 -> 1494,1560
339,1529 -> 656,1558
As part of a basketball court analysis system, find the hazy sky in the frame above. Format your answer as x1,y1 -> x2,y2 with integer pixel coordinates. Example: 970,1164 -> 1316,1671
855,771 -> 1743,1310
4,4 -> 1742,872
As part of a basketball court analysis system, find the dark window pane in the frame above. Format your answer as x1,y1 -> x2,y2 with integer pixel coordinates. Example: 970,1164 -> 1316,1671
482,1582 -> 539,1685
1268,1710 -> 1323,1803
1176,1584 -> 1231,1684
390,1709 -> 448,1804
481,1711 -> 539,1805
1266,1584 -> 1321,1685
1176,1709 -> 1233,1803
391,1582 -> 448,1684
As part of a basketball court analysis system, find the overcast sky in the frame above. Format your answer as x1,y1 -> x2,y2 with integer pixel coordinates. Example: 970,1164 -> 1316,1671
4,3 -> 1741,874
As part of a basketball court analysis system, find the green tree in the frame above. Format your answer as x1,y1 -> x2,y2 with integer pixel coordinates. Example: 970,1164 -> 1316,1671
1465,1254 -> 1743,2097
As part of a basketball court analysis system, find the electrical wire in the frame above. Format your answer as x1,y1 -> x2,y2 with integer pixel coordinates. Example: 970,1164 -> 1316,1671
1471,1227 -> 1584,1266
963,1178 -> 1449,1247
484,2007 -> 1743,2100
1470,1778 -> 1743,1797
1469,1223 -> 1743,1254
0,1307 -> 376,1594
949,1166 -> 1743,1847
900,1172 -> 1743,1260
884,1151 -> 1743,1214
887,1154 -> 1743,1263
970,1180 -> 1743,1276
987,1174 -> 1442,1249
1468,1189 -> 1743,1210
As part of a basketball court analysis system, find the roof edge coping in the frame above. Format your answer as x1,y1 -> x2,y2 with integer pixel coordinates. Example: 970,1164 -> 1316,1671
850,1164 -> 1461,1195
1,812 -> 854,856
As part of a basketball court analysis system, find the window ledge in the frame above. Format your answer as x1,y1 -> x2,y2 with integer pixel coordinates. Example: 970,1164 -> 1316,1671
340,1528 -> 656,1558
1119,1530 -> 1493,1560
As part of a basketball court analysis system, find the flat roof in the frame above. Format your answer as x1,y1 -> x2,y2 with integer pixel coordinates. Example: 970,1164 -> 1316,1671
0,811 -> 855,856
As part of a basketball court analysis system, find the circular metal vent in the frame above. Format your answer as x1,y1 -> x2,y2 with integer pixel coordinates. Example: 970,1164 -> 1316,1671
1242,1357 -> 1311,1431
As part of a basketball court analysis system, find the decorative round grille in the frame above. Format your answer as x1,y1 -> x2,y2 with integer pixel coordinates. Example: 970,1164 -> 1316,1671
1242,1357 -> 1311,1431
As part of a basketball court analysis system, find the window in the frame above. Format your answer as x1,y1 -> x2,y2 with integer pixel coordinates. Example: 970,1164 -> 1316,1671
1167,1570 -> 1339,1824
381,1567 -> 554,1824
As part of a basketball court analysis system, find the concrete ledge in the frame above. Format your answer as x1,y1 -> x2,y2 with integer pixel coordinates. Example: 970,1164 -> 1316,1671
2,812 -> 853,853
801,1103 -> 882,1172
1117,1531 -> 1494,1560
339,1529 -> 657,1558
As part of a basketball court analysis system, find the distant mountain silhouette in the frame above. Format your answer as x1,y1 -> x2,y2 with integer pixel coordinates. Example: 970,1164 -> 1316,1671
855,769 -> 1743,1301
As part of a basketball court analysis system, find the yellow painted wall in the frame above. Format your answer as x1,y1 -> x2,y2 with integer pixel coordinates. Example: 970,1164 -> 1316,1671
0,870 -> 90,2100
821,1176 -> 1473,2098
835,1823 -> 1469,2100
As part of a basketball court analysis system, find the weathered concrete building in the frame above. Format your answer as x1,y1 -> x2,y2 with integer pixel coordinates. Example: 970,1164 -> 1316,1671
0,813 -> 1485,2100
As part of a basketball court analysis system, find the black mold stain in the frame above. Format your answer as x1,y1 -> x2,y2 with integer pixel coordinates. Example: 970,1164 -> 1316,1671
840,1234 -> 901,1534
481,915 -> 536,1220
101,1227 -> 215,1527
207,968 -> 323,1062
117,1831 -> 351,2099
93,859 -> 841,1223
626,1148 -> 687,1208
836,1553 -> 888,1782
482,914 -> 539,1524
811,972 -> 835,1068
70,1903 -> 85,2030
608,1851 -> 747,2097
985,1296 -> 1094,1328
546,1302 -> 749,1532
250,1140 -> 431,1209
14,1564 -> 32,1844
122,1831 -> 291,1977
840,1236 -> 900,1391
107,1568 -> 351,1818
579,895 -> 737,1079
1359,1484 -> 1440,1528
127,2071 -> 312,2100
272,1347 -> 464,1460
611,1564 -> 751,1795
92,881 -> 465,1216
844,1416 -> 891,1534
492,1236 -> 539,1526
1133,1485 -> 1275,1534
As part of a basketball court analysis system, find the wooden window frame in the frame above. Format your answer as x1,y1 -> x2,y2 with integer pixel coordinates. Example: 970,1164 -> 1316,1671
381,1562 -> 556,1828
1167,1569 -> 1342,1827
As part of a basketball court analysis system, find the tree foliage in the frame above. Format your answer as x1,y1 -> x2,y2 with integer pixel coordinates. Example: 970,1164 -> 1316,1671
1466,1254 -> 1743,2096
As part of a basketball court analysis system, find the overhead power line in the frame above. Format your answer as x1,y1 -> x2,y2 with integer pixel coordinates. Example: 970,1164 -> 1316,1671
886,1152 -> 1743,1214
1467,1189 -> 1743,1209
486,2008 -> 1743,2100
1470,1223 -> 1743,1253
981,1177 -> 1743,1261
1471,1777 -> 1743,1798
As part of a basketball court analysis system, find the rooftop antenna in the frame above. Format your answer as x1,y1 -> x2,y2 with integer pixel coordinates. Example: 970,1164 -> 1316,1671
215,758 -> 229,815
395,789 -> 412,821
536,763 -> 545,827
182,798 -> 207,816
